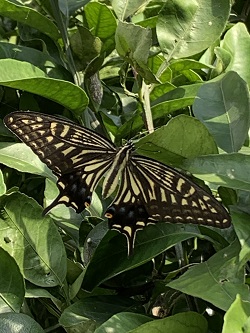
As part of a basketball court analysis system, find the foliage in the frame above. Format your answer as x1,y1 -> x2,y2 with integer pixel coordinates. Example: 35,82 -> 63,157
0,0 -> 249,332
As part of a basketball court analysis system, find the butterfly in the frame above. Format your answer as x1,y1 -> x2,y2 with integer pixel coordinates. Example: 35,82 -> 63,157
4,111 -> 231,255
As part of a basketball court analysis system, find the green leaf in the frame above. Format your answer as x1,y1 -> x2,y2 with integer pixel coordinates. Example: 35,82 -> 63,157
150,82 -> 175,101
0,248 -> 24,313
59,295 -> 144,329
115,21 -> 151,66
193,71 -> 250,153
230,208 -> 250,268
222,23 -> 250,87
115,21 -> 157,83
168,240 -> 249,311
85,2 -> 117,54
0,59 -> 88,113
0,169 -> 6,196
0,0 -> 60,40
135,114 -> 218,166
70,26 -> 102,71
82,224 -> 211,292
96,312 -> 153,333
222,294 -> 250,333
182,153 -> 250,190
0,313 -> 44,333
151,83 -> 202,120
214,46 -> 232,73
0,192 -> 67,287
157,0 -> 230,59
169,59 -> 212,73
111,0 -> 147,21
25,285 -> 58,300
0,143 -> 54,180
130,311 -> 207,333
0,42 -> 71,80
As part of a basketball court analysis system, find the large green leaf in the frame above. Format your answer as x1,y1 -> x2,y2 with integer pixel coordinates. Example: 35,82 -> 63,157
0,42 -> 71,80
182,153 -> 250,190
0,192 -> 67,287
222,294 -> 250,333
168,240 -> 249,311
85,2 -> 117,54
82,224 -> 213,292
0,143 -> 54,180
157,0 -> 230,59
0,313 -> 44,333
59,295 -> 144,330
222,23 -> 250,87
135,114 -> 218,166
0,59 -> 88,113
193,71 -> 250,153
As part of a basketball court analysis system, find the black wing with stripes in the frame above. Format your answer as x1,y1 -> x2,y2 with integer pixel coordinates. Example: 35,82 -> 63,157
4,111 -> 117,213
105,155 -> 231,255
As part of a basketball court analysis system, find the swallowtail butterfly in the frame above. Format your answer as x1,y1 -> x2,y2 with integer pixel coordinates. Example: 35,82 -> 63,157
4,112 -> 231,255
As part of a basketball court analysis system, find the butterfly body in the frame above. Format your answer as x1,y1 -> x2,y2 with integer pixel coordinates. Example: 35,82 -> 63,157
4,111 -> 231,255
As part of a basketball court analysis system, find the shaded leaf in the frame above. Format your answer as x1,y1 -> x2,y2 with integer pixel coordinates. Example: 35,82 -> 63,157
168,240 -> 249,311
182,153 -> 250,190
115,21 -> 157,83
193,71 -> 250,153
0,248 -> 24,313
82,224 -> 212,291
0,0 -> 60,40
151,83 -> 202,120
96,312 -> 153,333
59,295 -> 144,329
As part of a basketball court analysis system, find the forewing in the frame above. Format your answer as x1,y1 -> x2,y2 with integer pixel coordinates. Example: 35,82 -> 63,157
4,111 -> 116,213
106,155 -> 231,255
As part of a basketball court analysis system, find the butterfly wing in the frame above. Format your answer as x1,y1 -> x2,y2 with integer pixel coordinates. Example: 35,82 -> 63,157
105,155 -> 231,256
4,111 -> 117,213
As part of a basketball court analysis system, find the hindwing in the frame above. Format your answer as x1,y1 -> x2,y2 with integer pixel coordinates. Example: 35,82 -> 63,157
105,155 -> 231,255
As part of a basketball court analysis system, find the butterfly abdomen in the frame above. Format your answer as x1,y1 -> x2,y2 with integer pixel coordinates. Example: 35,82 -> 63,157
102,142 -> 134,199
